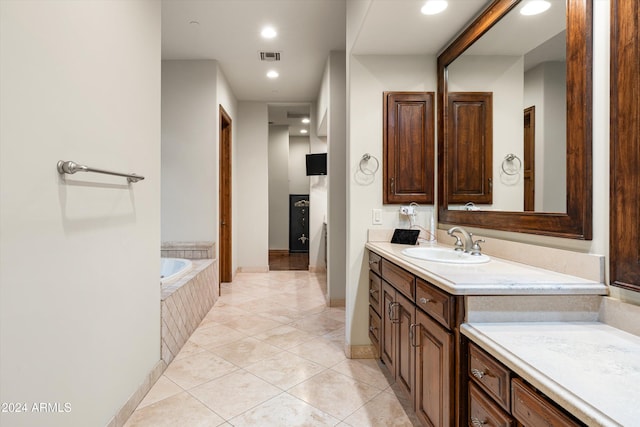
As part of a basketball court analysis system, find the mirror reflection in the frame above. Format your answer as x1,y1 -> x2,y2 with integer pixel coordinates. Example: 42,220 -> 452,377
447,1 -> 566,213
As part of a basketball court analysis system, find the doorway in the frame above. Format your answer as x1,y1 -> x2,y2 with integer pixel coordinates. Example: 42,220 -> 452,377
523,106 -> 535,211
219,105 -> 232,283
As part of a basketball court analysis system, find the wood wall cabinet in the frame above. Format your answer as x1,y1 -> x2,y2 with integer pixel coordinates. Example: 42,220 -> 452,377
447,92 -> 493,205
383,92 -> 435,204
368,251 -> 462,427
467,341 -> 584,427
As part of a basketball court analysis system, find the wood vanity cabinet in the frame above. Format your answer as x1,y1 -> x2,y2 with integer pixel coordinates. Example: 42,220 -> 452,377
368,252 -> 462,427
415,308 -> 454,426
467,342 -> 584,427
382,280 -> 416,399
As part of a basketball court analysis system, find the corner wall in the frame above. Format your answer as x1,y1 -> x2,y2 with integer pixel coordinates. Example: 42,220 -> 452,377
268,125 -> 290,250
327,51 -> 347,306
0,2 -> 161,426
309,103 -> 328,271
236,102 -> 269,272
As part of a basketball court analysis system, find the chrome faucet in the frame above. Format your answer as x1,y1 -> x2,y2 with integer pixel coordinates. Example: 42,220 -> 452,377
447,226 -> 485,255
447,226 -> 472,252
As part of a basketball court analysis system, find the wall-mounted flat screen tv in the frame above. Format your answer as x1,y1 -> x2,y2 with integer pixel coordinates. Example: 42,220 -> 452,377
306,153 -> 327,176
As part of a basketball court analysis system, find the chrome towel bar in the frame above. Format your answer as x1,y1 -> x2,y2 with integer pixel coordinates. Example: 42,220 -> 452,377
57,160 -> 144,183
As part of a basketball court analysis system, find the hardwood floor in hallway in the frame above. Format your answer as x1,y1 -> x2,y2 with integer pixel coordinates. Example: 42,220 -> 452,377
268,250 -> 309,271
125,271 -> 419,426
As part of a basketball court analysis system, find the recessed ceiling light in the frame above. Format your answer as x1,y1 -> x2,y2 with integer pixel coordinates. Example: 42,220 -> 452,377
266,70 -> 279,79
520,0 -> 551,15
421,0 -> 448,15
261,26 -> 277,39
301,118 -> 310,124
300,129 -> 308,134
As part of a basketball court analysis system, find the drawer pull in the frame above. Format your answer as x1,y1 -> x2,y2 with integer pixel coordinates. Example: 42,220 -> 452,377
470,416 -> 487,426
369,326 -> 377,333
419,297 -> 431,304
368,260 -> 379,265
369,289 -> 378,295
471,368 -> 487,380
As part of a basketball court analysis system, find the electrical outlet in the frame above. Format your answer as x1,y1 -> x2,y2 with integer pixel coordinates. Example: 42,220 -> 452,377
399,205 -> 415,216
372,209 -> 382,225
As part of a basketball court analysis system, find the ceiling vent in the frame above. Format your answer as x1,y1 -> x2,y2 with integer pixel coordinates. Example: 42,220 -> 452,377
259,51 -> 281,62
286,112 -> 307,119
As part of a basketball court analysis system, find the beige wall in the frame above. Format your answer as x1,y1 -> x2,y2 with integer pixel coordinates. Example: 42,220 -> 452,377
346,54 -> 437,346
0,1 -> 161,426
236,102 -> 270,271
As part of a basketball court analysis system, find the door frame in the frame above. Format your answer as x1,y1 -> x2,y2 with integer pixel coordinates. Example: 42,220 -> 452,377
219,105 -> 232,284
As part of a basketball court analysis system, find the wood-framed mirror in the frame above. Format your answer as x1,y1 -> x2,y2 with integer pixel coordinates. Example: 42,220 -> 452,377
437,0 -> 592,239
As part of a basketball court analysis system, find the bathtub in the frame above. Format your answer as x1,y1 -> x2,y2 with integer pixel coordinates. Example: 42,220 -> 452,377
160,258 -> 192,284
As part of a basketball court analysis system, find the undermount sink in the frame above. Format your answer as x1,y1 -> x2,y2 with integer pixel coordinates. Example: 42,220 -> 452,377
401,247 -> 490,264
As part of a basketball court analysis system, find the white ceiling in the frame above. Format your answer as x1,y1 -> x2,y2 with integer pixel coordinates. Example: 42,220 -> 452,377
351,0 -> 489,55
161,0 -> 492,104
162,0 -> 346,102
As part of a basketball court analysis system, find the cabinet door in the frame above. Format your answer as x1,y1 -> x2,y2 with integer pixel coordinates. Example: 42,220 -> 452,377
395,291 -> 416,401
415,310 -> 454,427
381,281 -> 397,373
383,91 -> 435,204
447,92 -> 493,205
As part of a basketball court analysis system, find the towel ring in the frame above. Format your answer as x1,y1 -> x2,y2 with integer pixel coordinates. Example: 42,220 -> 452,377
359,153 -> 379,176
501,154 -> 522,176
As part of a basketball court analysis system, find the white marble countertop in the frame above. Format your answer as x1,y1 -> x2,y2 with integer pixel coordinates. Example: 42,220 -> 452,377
365,242 -> 607,296
462,322 -> 640,426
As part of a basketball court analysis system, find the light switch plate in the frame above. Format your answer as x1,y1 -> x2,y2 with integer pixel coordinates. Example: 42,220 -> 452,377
372,209 -> 382,225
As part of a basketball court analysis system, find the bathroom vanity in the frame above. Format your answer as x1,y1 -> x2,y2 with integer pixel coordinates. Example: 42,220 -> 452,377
363,239 -> 640,427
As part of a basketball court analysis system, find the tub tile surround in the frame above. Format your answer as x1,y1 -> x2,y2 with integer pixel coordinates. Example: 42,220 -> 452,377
161,259 -> 219,365
161,241 -> 216,260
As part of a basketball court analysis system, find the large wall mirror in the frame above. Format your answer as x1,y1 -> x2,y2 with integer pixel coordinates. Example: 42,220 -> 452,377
437,0 -> 592,239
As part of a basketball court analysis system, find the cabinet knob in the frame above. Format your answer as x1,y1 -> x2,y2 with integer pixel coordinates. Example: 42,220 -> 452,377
419,297 -> 431,304
471,368 -> 486,380
471,416 -> 487,427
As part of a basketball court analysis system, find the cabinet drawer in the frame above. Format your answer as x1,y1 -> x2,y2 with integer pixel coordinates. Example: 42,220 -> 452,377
416,278 -> 454,329
368,306 -> 381,357
368,251 -> 382,276
511,378 -> 581,427
469,343 -> 511,411
469,382 -> 514,427
368,271 -> 383,316
381,259 -> 415,300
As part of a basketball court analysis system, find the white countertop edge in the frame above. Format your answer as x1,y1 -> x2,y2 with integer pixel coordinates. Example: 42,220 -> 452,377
461,323 -> 621,427
365,242 -> 607,296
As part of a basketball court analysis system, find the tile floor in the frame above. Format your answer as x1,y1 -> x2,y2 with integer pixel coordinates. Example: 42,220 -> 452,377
125,271 -> 419,426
